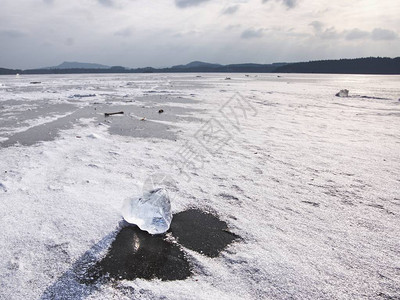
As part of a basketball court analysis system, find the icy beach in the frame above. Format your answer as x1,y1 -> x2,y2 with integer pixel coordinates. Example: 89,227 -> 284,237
0,73 -> 399,299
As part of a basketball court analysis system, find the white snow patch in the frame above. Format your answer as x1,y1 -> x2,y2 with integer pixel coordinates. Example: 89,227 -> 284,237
0,73 -> 399,300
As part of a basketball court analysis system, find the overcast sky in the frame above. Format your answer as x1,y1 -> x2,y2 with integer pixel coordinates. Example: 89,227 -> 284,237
1,0 -> 399,69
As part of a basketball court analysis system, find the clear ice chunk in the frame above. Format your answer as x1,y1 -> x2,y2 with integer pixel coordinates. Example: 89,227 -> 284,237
121,188 -> 172,234
335,89 -> 349,97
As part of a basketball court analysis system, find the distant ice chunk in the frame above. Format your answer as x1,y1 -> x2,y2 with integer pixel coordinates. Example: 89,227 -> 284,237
0,182 -> 7,192
69,94 -> 96,98
335,89 -> 349,97
122,188 -> 172,234
87,133 -> 100,139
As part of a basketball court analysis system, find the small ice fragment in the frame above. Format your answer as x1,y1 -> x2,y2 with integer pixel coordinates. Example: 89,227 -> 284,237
0,182 -> 7,192
122,188 -> 172,234
69,94 -> 96,98
87,133 -> 99,139
335,89 -> 349,97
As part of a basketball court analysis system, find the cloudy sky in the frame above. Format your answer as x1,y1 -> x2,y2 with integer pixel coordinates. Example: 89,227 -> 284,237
1,0 -> 399,69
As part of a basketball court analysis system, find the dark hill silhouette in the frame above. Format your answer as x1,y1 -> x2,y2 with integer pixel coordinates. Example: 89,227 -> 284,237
172,61 -> 222,69
1,57 -> 399,75
0,68 -> 21,75
275,57 -> 400,74
46,61 -> 110,69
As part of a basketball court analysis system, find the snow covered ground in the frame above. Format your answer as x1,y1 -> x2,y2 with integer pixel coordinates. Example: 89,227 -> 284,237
0,73 -> 399,299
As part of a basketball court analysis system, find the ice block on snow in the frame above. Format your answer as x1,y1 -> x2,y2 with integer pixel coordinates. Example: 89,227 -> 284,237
122,188 -> 172,234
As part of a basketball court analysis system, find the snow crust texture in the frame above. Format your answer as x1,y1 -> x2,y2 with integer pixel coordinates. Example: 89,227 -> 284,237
0,73 -> 399,300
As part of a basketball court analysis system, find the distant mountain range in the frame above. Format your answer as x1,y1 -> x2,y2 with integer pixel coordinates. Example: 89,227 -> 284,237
45,61 -> 111,69
171,61 -> 222,69
1,57 -> 399,75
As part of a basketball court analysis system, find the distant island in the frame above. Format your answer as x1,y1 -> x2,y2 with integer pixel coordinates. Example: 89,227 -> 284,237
45,61 -> 111,69
1,57 -> 399,75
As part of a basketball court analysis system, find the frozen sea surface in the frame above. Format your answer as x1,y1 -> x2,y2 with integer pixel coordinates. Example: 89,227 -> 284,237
0,73 -> 399,299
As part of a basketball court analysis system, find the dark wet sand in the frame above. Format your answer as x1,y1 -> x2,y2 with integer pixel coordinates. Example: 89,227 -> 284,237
81,209 -> 239,283
170,209 -> 239,258
82,226 -> 191,283
0,95 -> 201,147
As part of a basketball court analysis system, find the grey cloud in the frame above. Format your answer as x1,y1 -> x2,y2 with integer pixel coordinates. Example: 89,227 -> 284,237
98,0 -> 114,7
222,5 -> 239,15
282,0 -> 297,8
309,23 -> 397,42
225,24 -> 242,31
0,29 -> 26,38
320,28 -> 340,39
345,28 -> 369,40
262,0 -> 298,9
175,0 -> 210,8
114,28 -> 133,37
1,0 -> 398,70
173,29 -> 202,38
371,28 -> 398,40
309,22 -> 340,39
65,38 -> 74,46
309,21 -> 324,33
241,28 -> 264,39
